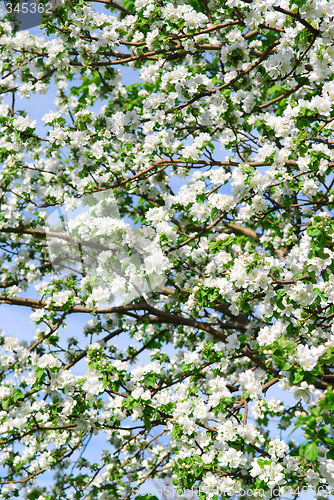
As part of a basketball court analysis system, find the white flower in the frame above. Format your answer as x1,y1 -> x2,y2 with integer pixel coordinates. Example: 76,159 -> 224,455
295,344 -> 326,371
30,309 -> 46,323
218,448 -> 246,468
82,373 -> 104,397
268,437 -> 289,458
13,116 -> 36,131
113,360 -> 128,371
141,250 -> 170,275
42,111 -> 61,123
131,387 -> 151,400
39,354 -> 61,369
86,286 -> 110,307
290,381 -> 315,402
53,290 -> 73,306
250,458 -> 286,488
6,285 -> 21,297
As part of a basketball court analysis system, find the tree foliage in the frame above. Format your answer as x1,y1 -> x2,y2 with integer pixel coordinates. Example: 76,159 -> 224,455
0,0 -> 334,498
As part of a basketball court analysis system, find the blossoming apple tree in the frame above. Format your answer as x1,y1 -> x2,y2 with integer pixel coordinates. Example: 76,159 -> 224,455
1,0 -> 334,498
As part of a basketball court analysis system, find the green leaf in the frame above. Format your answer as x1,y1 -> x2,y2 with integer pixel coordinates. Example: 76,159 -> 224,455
268,84 -> 281,96
145,374 -> 156,387
257,459 -> 271,468
307,226 -> 322,238
2,398 -> 9,410
290,368 -> 304,385
35,367 -> 46,384
317,249 -> 330,260
304,441 -> 318,461
196,194 -> 206,203
276,289 -> 286,300
292,0 -> 308,7
144,417 -> 151,429
135,495 -> 159,500
12,388 -> 24,402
